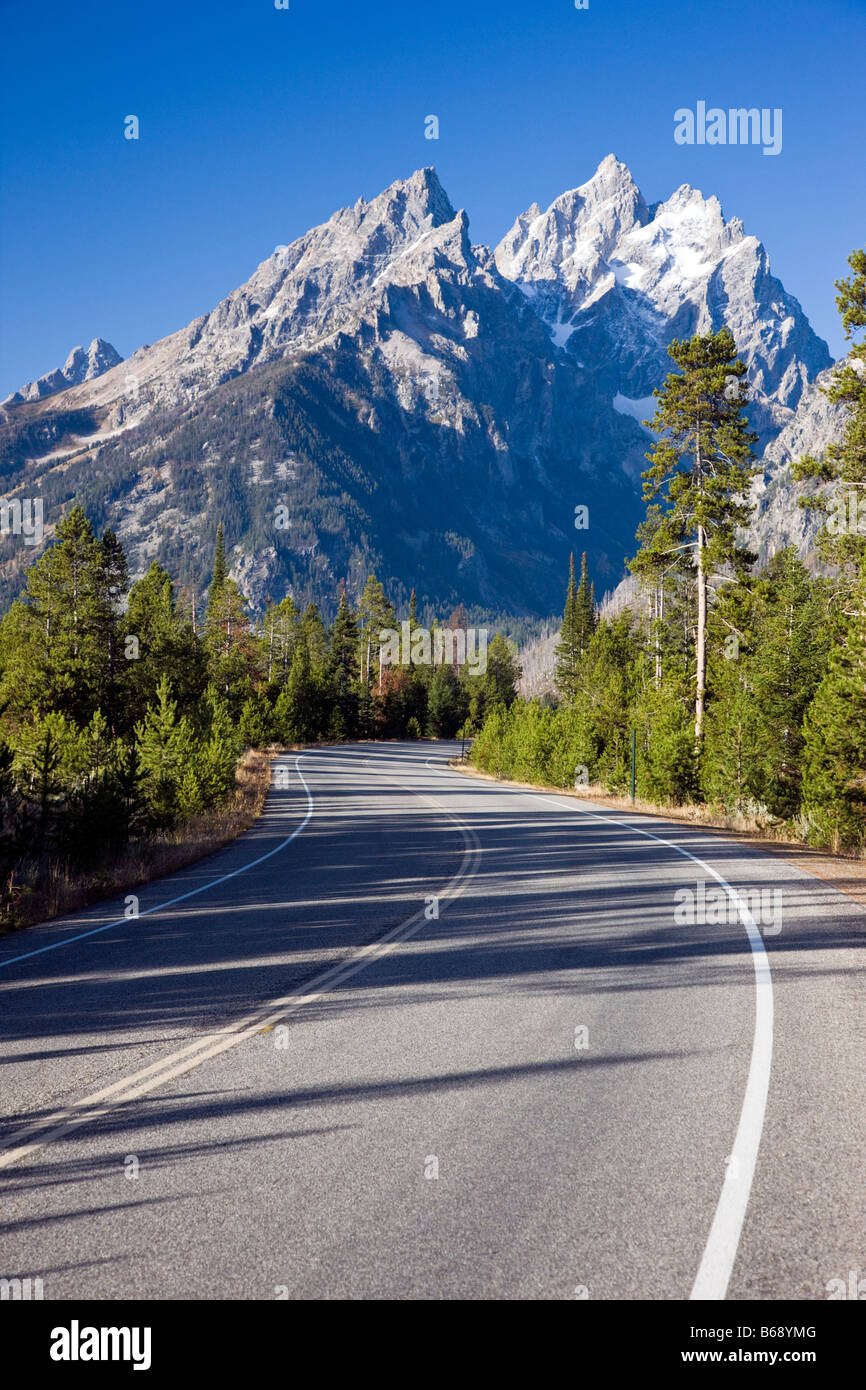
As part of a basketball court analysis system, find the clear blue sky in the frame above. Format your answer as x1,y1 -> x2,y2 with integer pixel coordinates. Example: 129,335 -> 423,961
1,0 -> 863,397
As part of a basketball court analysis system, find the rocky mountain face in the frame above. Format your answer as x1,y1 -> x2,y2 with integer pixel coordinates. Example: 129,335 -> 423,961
747,360 -> 852,569
0,159 -> 845,619
4,338 -> 123,405
495,155 -> 831,451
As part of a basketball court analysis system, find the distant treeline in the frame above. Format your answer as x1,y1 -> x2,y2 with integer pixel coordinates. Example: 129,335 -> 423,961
0,509 -> 519,922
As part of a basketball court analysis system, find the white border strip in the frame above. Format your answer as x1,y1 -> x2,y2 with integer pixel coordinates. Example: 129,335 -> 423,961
0,758 -> 316,971
434,757 -> 773,1302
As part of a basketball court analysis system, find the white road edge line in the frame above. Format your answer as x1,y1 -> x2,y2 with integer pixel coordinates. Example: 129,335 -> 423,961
0,758 -> 317,971
431,755 -> 773,1303
0,750 -> 481,1171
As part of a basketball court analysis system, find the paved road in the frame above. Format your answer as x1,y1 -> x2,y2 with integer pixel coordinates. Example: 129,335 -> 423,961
0,743 -> 863,1300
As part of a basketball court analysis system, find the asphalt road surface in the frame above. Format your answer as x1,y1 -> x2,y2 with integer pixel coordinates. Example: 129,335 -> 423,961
1,742 -> 863,1300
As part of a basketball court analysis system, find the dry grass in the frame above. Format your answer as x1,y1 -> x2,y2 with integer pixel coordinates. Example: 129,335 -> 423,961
1,747 -> 275,937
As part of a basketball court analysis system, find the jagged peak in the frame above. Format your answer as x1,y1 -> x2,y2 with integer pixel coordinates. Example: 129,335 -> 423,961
578,153 -> 639,190
361,166 -> 456,231
4,337 -> 122,404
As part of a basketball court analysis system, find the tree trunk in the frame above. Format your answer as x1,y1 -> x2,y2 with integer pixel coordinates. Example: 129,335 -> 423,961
696,523 -> 707,742
695,418 -> 706,744
655,582 -> 663,690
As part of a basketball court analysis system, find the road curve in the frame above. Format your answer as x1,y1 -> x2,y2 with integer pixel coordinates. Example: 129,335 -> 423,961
0,742 -> 863,1300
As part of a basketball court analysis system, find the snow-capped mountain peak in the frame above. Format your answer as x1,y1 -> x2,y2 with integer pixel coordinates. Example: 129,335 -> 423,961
494,157 -> 830,443
495,154 -> 648,293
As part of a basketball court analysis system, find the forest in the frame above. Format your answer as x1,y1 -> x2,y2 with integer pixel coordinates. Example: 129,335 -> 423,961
0,512 -> 519,927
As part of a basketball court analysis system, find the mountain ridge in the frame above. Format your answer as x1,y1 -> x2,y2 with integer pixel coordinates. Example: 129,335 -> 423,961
0,158 -> 846,619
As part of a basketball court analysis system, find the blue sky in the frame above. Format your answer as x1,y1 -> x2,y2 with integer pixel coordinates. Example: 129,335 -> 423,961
1,0 -> 863,397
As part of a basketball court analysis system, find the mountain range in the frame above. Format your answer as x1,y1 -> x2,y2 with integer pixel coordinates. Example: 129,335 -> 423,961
0,156 -> 845,619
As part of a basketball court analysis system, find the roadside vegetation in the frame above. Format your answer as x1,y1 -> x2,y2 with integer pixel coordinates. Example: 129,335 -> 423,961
0,512 -> 520,933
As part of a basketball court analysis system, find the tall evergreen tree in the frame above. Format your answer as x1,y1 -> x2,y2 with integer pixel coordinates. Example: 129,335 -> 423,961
427,663 -> 460,738
124,561 -> 206,729
357,575 -> 395,689
631,328 -> 758,741
555,552 -> 595,702
328,592 -> 360,739
554,554 -> 580,703
275,639 -> 324,744
203,577 -> 261,709
298,602 -> 328,675
0,506 -> 122,726
263,595 -> 299,687
749,550 -> 830,818
466,633 -> 521,728
209,523 -> 227,602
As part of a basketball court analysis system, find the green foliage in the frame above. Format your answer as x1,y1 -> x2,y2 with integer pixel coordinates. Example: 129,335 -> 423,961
0,506 -> 127,728
801,566 -> 866,848
238,692 -> 274,749
328,592 -> 360,739
554,552 -> 596,702
471,550 -> 835,829
134,676 -> 198,830
427,664 -> 460,737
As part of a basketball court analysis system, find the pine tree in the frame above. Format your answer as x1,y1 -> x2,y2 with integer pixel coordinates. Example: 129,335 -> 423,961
124,562 -> 206,730
238,693 -> 273,749
554,554 -> 582,703
750,550 -> 830,818
275,640 -> 323,744
357,575 -> 395,689
466,633 -> 521,728
801,565 -> 866,848
0,506 -> 123,726
575,553 -> 596,651
203,577 -> 261,710
134,676 -> 196,829
427,663 -> 460,737
298,602 -> 329,675
263,595 -> 299,687
208,523 -> 227,610
96,529 -> 129,730
328,592 -> 359,739
631,329 -> 758,742
12,713 -> 75,859
189,686 -> 241,807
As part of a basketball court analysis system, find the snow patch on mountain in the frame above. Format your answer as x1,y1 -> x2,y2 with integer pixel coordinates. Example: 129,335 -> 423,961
613,393 -> 656,426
